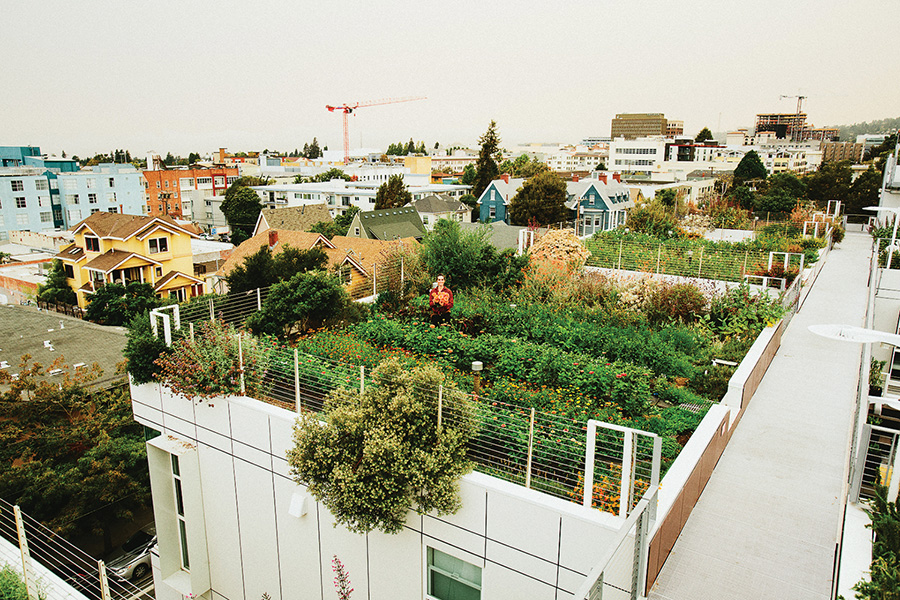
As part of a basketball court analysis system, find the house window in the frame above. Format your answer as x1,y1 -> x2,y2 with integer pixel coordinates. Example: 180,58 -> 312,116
90,208 -> 100,214
180,178 -> 194,188
171,455 -> 190,571
40,212 -> 52,223
67,209 -> 82,222
64,264 -> 74,278
354,227 -> 360,236
62,179 -> 77,190
423,216 -> 429,225
107,192 -> 116,202
108,177 -> 115,187
10,180 -> 23,192
35,179 -> 49,191
88,193 -> 97,204
155,266 -> 163,277
15,197 -> 26,209
156,181 -> 161,189
197,177 -> 212,185
85,236 -> 100,252
65,194 -> 79,204
39,196 -> 49,207
16,214 -> 28,226
489,206 -> 496,219
427,548 -> 481,600
108,207 -> 118,213
149,237 -> 169,254
86,179 -> 96,189
214,176 -> 225,186
338,264 -> 352,285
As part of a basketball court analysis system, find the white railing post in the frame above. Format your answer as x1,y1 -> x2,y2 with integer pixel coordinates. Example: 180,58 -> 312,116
373,263 -> 377,296
294,349 -> 301,413
583,421 -> 597,509
14,506 -> 36,600
697,245 -> 704,278
209,297 -> 215,322
189,321 -> 194,342
400,255 -> 405,294
656,244 -> 661,274
360,365 -> 365,395
526,407 -> 535,489
238,332 -> 245,395
617,239 -> 624,270
257,287 -> 262,311
98,560 -> 111,600
620,430 -> 633,518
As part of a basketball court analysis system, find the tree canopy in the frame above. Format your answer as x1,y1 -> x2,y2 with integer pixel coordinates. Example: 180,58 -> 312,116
37,259 -> 77,305
847,166 -> 883,216
302,137 -> 322,159
287,358 -> 474,534
0,358 -> 150,551
85,282 -> 161,326
310,206 -> 359,239
225,244 -> 328,294
733,150 -> 768,188
294,168 -> 352,184
805,160 -> 852,204
498,154 -> 549,178
508,171 -> 569,226
246,270 -> 357,338
417,219 -> 528,291
221,182 -> 265,244
694,127 -> 714,143
472,121 -> 501,198
375,174 -> 412,210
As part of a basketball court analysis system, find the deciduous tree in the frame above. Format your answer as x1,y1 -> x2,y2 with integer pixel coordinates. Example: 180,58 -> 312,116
221,184 -> 263,243
508,171 -> 568,226
246,271 -> 354,338
85,282 -> 161,326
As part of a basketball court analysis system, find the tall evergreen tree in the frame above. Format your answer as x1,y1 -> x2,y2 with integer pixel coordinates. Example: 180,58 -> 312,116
733,150 -> 768,188
375,174 -> 412,210
695,127 -> 714,143
473,121 -> 501,198
37,259 -> 77,305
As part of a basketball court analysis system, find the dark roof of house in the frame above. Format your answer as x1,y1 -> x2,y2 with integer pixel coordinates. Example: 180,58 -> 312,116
257,204 -> 332,235
82,250 -> 160,273
357,207 -> 426,240
409,194 -> 468,214
458,222 -> 548,251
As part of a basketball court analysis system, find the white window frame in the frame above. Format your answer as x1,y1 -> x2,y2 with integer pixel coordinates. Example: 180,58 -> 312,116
15,197 -> 26,209
149,237 -> 169,254
10,180 -> 23,192
171,454 -> 190,571
426,547 -> 481,600
35,179 -> 49,191
16,213 -> 29,226
84,235 -> 100,252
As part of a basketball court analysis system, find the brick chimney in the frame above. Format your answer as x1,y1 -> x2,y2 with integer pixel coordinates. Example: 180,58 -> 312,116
268,230 -> 278,247
599,173 -> 607,184
501,173 -> 509,183
572,175 -> 579,183
612,172 -> 621,183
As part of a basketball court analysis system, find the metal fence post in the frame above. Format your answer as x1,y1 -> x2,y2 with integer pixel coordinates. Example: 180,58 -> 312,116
632,508 -> 649,600
697,245 -> 704,278
294,348 -> 301,413
360,366 -> 365,395
238,332 -> 245,396
400,255 -> 405,294
437,385 -> 443,431
257,287 -> 262,311
619,429 -> 633,518
617,239 -> 624,270
189,322 -> 194,342
656,245 -> 661,274
209,297 -> 215,322
526,408 -> 535,489
742,251 -> 749,278
373,263 -> 377,296
583,421 -> 597,509
14,506 -> 36,600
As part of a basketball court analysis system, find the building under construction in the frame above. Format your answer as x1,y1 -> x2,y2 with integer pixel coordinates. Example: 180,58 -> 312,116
755,113 -> 808,140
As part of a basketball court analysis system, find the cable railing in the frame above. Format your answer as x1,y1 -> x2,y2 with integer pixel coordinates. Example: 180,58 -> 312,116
0,496 -> 152,600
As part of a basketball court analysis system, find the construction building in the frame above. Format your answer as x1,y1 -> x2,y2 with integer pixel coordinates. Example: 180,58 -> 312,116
755,113 -> 808,140
822,141 -> 865,164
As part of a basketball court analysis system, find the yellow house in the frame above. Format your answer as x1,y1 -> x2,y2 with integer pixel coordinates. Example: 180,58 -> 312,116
56,212 -> 204,308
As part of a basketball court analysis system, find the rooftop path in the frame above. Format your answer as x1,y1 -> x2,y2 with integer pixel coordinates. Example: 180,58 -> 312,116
648,230 -> 872,600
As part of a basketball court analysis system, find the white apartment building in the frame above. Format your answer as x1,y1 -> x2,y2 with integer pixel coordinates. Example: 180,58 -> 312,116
251,179 -> 471,218
547,147 -> 607,172
608,138 -> 668,175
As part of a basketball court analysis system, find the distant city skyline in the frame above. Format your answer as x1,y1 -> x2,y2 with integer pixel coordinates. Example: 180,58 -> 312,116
3,0 -> 898,158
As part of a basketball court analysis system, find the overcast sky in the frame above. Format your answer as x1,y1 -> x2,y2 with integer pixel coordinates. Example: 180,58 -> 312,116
3,0 -> 898,158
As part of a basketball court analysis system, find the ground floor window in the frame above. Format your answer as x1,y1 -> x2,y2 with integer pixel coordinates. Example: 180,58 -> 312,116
427,547 -> 481,600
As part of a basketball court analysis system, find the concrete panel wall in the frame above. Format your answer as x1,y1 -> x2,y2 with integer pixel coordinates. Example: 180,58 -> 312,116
131,382 -> 625,600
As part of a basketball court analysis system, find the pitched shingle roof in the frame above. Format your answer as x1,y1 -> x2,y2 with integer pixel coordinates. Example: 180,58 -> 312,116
83,250 -> 160,273
216,230 -> 334,277
409,194 -> 468,214
328,236 -> 419,277
71,212 -> 196,240
356,207 -> 426,240
255,204 -> 332,236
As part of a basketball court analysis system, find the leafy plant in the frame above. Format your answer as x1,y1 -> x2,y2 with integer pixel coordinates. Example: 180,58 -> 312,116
124,313 -> 172,384
154,320 -> 271,399
287,359 -> 475,534
644,283 -> 708,325
37,259 -> 77,305
332,556 -> 353,600
85,282 -> 163,326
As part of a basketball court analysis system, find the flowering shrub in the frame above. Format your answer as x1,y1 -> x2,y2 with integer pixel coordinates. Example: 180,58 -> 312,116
644,283 -> 708,325
154,320 -> 271,399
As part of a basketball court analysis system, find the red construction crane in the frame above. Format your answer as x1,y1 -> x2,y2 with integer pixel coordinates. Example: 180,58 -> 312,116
326,96 -> 426,163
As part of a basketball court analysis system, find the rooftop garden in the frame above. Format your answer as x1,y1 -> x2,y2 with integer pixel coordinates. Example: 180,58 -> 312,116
128,218 -> 794,527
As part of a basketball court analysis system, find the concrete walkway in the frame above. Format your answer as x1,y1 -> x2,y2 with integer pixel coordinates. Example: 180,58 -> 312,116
648,231 -> 872,600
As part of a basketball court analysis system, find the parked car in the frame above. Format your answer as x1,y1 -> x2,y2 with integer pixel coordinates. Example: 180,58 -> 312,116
106,524 -> 156,581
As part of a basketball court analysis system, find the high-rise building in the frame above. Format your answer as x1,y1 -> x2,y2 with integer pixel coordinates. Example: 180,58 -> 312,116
666,120 -> 684,137
611,113 -> 667,139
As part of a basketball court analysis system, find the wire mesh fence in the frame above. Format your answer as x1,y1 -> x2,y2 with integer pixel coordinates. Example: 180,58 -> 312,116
0,497 -> 152,600
584,238 -> 770,283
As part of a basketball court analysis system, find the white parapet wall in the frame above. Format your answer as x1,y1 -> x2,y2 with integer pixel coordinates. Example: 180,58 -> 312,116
130,381 -> 632,600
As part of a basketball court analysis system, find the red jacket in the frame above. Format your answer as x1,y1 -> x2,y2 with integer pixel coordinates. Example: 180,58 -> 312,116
429,286 -> 453,314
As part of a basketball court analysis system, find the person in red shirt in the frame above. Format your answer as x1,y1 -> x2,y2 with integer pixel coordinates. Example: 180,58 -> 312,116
429,274 -> 453,325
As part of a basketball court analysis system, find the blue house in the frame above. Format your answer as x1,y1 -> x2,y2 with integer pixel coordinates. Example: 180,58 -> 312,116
565,173 -> 633,236
477,175 -> 525,223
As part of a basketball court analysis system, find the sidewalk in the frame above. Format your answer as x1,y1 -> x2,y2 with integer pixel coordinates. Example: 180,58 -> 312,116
648,231 -> 872,599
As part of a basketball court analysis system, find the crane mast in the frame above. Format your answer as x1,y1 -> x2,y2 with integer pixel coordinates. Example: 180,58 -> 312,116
326,96 -> 426,163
